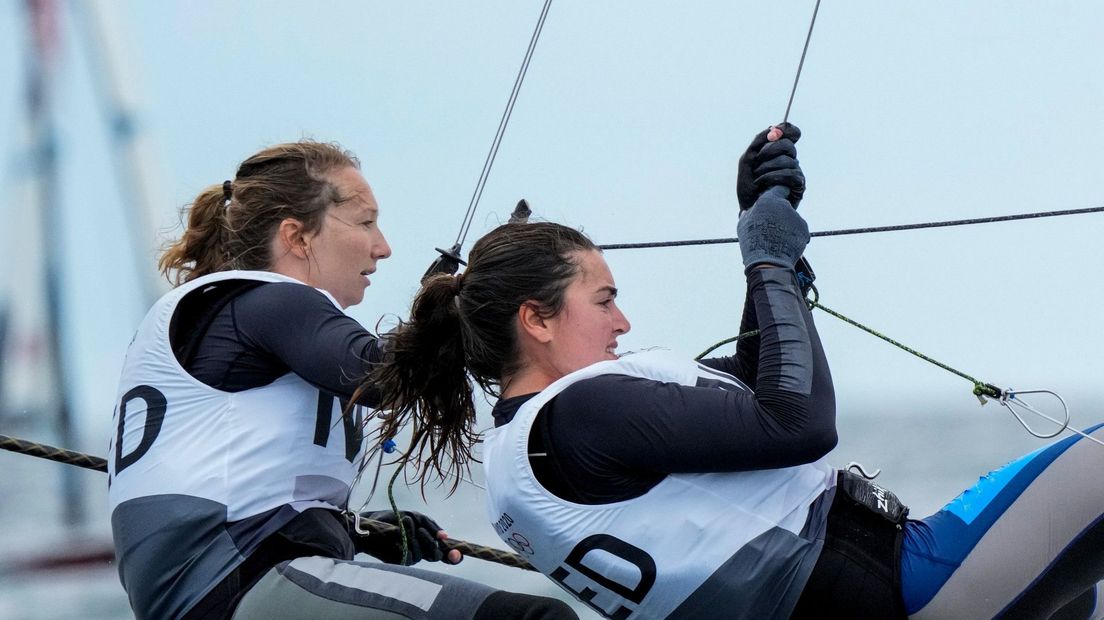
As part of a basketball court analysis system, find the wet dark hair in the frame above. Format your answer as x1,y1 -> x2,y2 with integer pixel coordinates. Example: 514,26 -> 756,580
365,222 -> 598,492
159,141 -> 359,284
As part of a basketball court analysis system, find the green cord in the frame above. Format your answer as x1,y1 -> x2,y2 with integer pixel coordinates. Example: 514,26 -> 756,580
803,286 -> 1001,399
697,287 -> 1002,400
386,461 -> 410,565
695,330 -> 760,360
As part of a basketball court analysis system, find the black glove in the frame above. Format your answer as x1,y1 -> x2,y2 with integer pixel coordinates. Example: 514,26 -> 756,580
351,510 -> 450,565
738,186 -> 810,271
736,122 -> 805,211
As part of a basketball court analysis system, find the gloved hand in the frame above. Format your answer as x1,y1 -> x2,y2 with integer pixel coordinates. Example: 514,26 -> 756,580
738,186 -> 810,271
736,122 -> 805,211
351,510 -> 460,565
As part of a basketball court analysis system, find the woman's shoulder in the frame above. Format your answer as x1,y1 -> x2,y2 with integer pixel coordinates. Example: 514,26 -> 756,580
554,374 -> 658,419
225,281 -> 350,334
236,280 -> 335,306
183,271 -> 340,309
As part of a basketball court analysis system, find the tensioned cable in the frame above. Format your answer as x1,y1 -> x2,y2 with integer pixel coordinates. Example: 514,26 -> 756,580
694,289 -> 1004,399
783,0 -> 822,123
454,0 -> 552,248
805,292 -> 1104,448
696,290 -> 1104,449
599,205 -> 1104,250
802,290 -> 1003,401
0,434 -> 537,571
0,434 -> 107,472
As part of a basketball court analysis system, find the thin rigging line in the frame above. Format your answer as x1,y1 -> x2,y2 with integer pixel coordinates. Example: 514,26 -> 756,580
455,0 -> 552,247
599,205 -> 1104,251
783,0 -> 822,124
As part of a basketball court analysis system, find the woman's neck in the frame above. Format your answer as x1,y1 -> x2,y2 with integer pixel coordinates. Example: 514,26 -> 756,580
499,368 -> 557,400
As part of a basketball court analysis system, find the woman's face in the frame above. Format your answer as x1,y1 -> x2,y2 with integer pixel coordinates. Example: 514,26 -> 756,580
540,249 -> 632,377
303,167 -> 392,308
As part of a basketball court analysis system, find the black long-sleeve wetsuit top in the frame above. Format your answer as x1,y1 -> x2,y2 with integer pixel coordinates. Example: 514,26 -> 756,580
175,280 -> 385,400
491,267 -> 836,505
171,280 -> 385,619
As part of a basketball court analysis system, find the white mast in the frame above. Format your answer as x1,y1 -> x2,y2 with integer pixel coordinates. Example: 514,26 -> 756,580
17,0 -> 83,525
72,0 -> 168,307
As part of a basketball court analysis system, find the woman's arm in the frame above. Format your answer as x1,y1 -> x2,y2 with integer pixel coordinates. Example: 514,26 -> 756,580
700,284 -> 760,388
182,282 -> 386,405
537,267 -> 835,503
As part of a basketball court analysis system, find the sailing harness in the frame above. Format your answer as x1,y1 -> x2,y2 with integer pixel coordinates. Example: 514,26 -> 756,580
792,469 -> 910,619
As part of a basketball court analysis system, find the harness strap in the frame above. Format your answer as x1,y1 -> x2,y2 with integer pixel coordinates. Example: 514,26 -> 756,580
791,470 -> 908,619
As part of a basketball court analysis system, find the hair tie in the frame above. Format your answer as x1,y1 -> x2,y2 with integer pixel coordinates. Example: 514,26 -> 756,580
454,271 -> 465,292
222,180 -> 233,204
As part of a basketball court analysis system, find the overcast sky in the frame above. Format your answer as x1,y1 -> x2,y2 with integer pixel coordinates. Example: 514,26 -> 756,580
2,3 -> 1103,614
2,0 -> 1102,454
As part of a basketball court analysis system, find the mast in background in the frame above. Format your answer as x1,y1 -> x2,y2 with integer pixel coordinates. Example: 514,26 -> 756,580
1,0 -> 168,534
22,0 -> 82,525
0,30 -> 54,437
72,0 -> 167,307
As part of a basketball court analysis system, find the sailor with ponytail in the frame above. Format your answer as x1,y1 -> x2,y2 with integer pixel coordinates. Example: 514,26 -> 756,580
375,125 -> 1104,619
109,140 -> 575,619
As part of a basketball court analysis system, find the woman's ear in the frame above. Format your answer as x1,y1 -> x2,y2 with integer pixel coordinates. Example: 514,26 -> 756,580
517,302 -> 553,344
276,218 -> 309,260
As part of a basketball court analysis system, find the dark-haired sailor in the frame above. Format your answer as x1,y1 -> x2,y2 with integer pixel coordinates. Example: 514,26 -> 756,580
368,124 -> 1104,619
